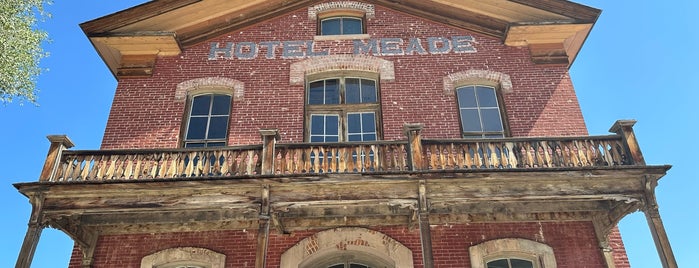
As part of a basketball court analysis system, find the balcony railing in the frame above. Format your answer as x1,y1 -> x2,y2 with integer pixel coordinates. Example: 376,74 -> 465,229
38,120 -> 645,182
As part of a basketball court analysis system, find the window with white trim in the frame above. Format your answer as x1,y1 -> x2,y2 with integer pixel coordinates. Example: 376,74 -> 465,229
456,85 -> 506,138
306,74 -> 380,142
183,93 -> 232,147
320,16 -> 364,35
486,258 -> 535,268
469,238 -> 556,268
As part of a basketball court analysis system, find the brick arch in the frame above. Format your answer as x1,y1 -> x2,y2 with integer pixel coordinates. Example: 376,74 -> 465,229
308,1 -> 375,20
140,247 -> 225,268
443,69 -> 513,95
469,238 -> 556,268
175,77 -> 244,102
280,227 -> 413,268
289,55 -> 394,85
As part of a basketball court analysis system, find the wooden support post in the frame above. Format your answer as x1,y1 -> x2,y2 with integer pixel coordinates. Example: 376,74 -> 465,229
255,185 -> 271,268
609,120 -> 645,165
16,192 -> 46,268
40,135 -> 75,181
418,180 -> 434,268
592,214 -> 616,268
260,129 -> 280,175
404,124 -> 425,171
642,177 -> 677,268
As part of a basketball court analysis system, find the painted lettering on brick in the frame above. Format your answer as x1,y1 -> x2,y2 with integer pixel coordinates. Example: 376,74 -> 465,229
208,36 -> 476,60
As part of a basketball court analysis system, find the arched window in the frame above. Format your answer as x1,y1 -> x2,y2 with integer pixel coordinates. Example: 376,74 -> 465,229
320,16 -> 364,35
469,238 -> 556,268
183,93 -> 232,147
456,85 -> 506,138
280,227 -> 413,268
309,1 -> 373,37
486,258 -> 535,268
306,73 -> 380,142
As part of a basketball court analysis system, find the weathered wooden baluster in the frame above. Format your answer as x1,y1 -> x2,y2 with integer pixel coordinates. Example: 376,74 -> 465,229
504,142 -> 517,168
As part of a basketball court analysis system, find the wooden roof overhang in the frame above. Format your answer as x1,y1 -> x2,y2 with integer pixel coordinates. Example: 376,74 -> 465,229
15,165 -> 668,244
80,0 -> 601,78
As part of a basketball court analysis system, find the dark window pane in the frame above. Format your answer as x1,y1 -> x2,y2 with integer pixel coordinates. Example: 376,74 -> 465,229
363,134 -> 376,141
460,109 -> 482,132
186,117 -> 207,139
346,78 -> 361,103
191,95 -> 212,115
457,86 -> 477,107
309,81 -> 325,104
321,18 -> 341,35
463,134 -> 483,139
311,115 -> 325,135
184,143 -> 206,148
328,264 -> 344,268
207,116 -> 229,139
481,108 -> 503,132
325,79 -> 340,104
510,259 -> 534,268
477,86 -> 498,107
348,134 -> 362,141
207,142 -> 226,147
325,136 -> 339,142
311,136 -> 325,142
211,95 -> 231,115
361,112 -> 375,131
361,79 -> 377,103
343,18 -> 363,34
347,113 -> 361,133
326,115 -> 339,135
485,134 -> 505,138
487,259 -> 509,268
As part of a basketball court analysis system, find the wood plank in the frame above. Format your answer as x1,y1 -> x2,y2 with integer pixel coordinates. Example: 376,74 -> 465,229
80,0 -> 204,33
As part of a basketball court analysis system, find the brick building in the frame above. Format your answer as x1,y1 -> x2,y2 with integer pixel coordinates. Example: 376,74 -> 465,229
15,0 -> 677,267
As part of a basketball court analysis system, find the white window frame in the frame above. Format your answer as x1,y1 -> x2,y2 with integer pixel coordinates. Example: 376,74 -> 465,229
469,238 -> 556,268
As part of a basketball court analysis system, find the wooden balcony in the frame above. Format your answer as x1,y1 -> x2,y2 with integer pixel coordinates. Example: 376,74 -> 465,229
40,123 -> 644,182
14,120 -> 674,267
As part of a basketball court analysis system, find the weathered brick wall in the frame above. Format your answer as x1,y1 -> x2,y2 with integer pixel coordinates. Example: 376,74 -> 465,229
68,222 -> 626,267
100,1 -> 587,150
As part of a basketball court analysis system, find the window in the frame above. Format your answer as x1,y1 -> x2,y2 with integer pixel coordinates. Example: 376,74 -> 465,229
487,258 -> 535,268
183,93 -> 231,147
306,75 -> 380,142
469,238 -> 555,268
320,16 -> 364,35
456,85 -> 505,138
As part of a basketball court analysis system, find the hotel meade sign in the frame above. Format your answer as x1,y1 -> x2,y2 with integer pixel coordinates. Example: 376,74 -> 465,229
208,36 -> 476,60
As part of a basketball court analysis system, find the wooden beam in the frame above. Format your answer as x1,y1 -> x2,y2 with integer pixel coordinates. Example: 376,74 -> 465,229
80,0 -> 204,34
507,0 -> 601,22
178,0 -> 319,47
15,192 -> 45,268
369,0 -> 508,39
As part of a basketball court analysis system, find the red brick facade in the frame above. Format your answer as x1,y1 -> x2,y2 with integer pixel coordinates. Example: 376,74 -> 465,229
100,3 -> 587,150
69,222 -> 628,267
78,1 -> 628,268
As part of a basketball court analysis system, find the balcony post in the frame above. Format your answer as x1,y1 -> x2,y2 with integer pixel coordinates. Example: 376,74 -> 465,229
609,120 -> 645,165
403,123 -> 425,171
39,135 -> 75,181
259,129 -> 280,175
642,177 -> 678,268
16,192 -> 45,268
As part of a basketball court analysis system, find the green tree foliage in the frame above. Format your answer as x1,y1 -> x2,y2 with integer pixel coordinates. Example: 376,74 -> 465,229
0,0 -> 50,104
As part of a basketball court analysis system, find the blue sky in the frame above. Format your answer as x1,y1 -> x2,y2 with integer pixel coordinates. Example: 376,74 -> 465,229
1,1 -> 696,267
